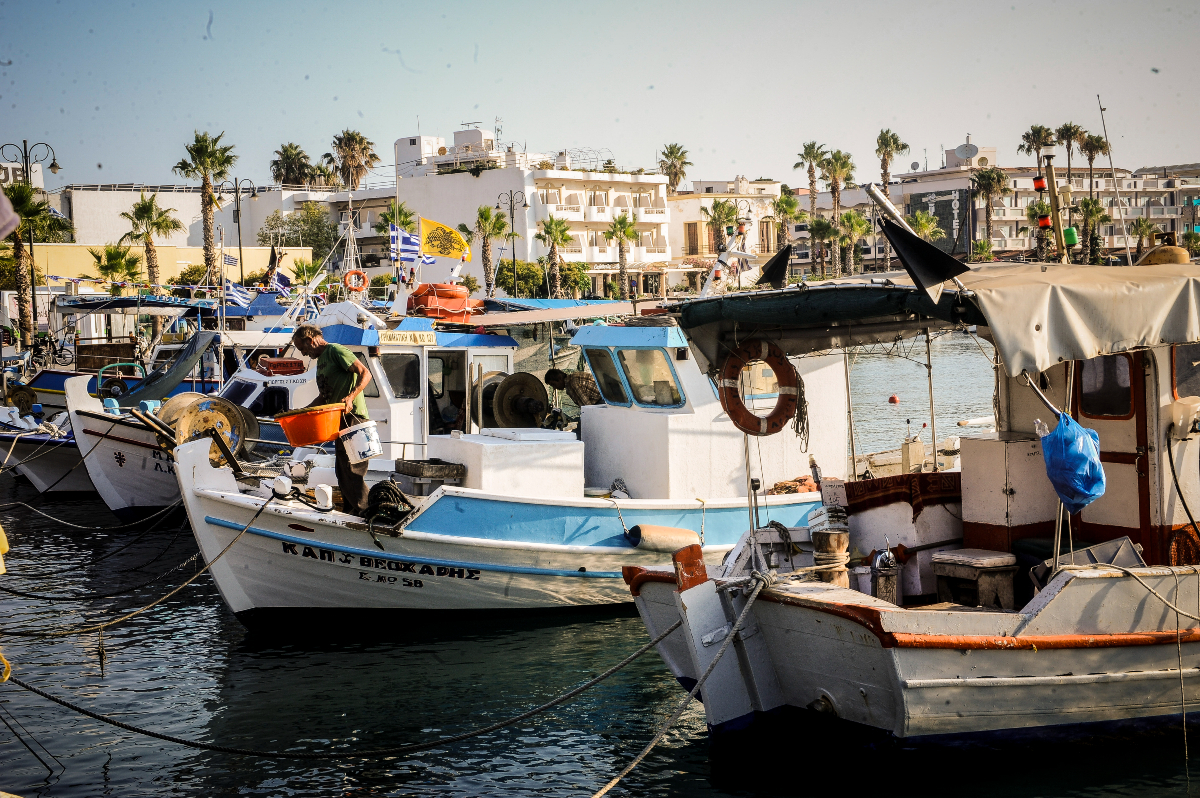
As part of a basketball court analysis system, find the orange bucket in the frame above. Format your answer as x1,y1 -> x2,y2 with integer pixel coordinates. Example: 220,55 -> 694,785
274,404 -> 343,446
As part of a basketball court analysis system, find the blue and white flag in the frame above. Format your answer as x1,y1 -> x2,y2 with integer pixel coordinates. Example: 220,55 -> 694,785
393,226 -> 420,263
223,253 -> 238,267
225,278 -> 252,308
420,254 -> 436,265
268,269 -> 291,297
48,207 -> 68,220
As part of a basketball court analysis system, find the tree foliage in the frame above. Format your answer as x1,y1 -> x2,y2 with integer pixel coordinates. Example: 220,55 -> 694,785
255,202 -> 339,264
324,130 -> 380,190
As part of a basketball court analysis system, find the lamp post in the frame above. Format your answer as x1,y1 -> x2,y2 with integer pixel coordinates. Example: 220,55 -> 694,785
214,177 -> 258,284
0,139 -> 61,346
495,190 -> 528,297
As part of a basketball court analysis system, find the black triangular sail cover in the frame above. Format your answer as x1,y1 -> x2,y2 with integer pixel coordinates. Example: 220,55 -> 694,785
879,219 -> 970,302
755,244 -> 793,290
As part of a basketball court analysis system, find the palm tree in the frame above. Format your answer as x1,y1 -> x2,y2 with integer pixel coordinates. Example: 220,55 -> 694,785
309,162 -> 341,189
604,213 -> 639,299
807,217 -> 836,279
1055,122 -> 1086,232
373,199 -> 417,235
906,209 -> 946,243
119,193 -> 184,338
1130,217 -> 1159,259
701,199 -> 738,253
173,131 -> 237,282
1025,200 -> 1052,261
460,205 -> 510,298
876,129 -> 909,267
1077,197 -> 1112,265
3,183 -> 73,346
323,130 -> 380,191
1018,125 -> 1056,177
1078,134 -> 1111,200
1183,231 -> 1200,257
658,143 -> 692,194
270,143 -> 313,186
88,244 -> 144,295
536,215 -> 572,298
838,211 -> 872,275
768,193 -> 805,251
793,142 -> 828,222
821,150 -> 855,273
289,257 -> 323,283
969,166 -> 1013,246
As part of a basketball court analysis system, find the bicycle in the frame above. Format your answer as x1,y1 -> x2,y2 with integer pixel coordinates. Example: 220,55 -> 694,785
30,334 -> 75,370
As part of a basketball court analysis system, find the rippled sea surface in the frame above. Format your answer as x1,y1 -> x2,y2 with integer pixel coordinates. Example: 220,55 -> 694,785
1,339 -> 1197,796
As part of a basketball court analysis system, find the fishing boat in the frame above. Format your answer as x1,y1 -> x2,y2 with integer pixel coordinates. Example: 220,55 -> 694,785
172,284 -> 849,625
623,199 -> 1200,740
0,410 -> 95,493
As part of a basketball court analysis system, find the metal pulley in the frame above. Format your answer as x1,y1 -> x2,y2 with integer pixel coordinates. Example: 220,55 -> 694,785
173,396 -> 248,466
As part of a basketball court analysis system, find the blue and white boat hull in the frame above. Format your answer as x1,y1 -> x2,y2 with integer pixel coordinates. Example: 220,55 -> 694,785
174,439 -> 823,618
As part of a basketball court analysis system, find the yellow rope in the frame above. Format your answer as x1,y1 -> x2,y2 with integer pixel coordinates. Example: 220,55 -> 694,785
0,651 -> 10,683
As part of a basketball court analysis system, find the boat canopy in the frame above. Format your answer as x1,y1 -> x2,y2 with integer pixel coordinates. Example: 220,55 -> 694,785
55,294 -> 217,317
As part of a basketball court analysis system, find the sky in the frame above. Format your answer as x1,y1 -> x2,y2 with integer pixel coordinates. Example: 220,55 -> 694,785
1,0 -> 1197,192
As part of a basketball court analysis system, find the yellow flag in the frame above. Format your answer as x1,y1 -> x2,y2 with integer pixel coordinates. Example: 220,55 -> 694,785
419,218 -> 472,261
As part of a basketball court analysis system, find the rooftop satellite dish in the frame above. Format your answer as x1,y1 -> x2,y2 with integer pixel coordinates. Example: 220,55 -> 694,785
955,143 -> 979,160
437,146 -> 448,156
910,161 -> 921,171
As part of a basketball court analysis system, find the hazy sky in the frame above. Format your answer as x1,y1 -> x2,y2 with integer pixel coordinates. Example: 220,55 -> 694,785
2,0 -> 1196,192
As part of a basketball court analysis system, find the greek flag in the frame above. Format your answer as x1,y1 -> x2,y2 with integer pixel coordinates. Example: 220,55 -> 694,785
393,226 -> 420,263
268,270 -> 291,297
223,253 -> 238,266
420,254 -> 436,265
225,278 -> 252,307
48,207 -> 68,220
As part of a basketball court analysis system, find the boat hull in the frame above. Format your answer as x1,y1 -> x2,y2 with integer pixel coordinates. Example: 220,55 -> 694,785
0,434 -> 95,493
174,439 -> 823,617
631,565 -> 1200,739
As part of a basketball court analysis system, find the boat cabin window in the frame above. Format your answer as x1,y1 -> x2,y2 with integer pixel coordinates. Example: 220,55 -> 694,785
584,348 -> 629,404
249,386 -> 290,418
379,353 -> 420,399
222,379 -> 257,406
353,353 -> 380,398
1174,343 -> 1200,399
1080,354 -> 1133,418
617,348 -> 683,407
428,356 -> 446,399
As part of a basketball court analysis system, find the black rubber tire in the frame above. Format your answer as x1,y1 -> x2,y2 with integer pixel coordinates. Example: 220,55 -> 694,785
99,377 -> 129,399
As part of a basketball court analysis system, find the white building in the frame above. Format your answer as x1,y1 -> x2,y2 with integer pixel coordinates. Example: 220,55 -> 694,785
667,177 -> 786,288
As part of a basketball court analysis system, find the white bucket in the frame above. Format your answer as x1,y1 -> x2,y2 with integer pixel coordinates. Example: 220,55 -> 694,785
338,421 -> 383,464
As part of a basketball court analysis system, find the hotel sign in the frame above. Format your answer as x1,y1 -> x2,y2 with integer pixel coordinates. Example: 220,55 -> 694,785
0,163 -> 44,189
379,330 -> 437,346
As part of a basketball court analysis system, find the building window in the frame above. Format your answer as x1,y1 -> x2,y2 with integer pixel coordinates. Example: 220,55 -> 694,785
704,187 -> 714,193
758,221 -> 774,253
685,222 -> 699,255
409,138 -> 416,145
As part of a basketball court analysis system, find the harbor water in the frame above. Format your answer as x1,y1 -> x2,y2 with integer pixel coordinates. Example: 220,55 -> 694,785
1,338 -> 1196,797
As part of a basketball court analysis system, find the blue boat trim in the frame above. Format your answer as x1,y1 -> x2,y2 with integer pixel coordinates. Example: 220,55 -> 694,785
203,516 -> 624,578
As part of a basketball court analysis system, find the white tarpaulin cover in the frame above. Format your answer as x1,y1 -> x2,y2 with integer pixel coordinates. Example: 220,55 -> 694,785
961,263 -> 1200,376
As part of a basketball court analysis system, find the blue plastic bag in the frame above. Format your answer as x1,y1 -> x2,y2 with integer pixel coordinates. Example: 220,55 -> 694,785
1039,412 -> 1106,515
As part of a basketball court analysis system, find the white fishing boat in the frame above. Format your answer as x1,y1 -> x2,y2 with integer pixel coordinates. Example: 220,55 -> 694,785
624,202 -> 1200,740
0,411 -> 96,493
174,287 -> 850,625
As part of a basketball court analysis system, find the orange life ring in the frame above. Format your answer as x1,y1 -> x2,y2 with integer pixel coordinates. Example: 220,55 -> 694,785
343,269 -> 368,291
717,338 -> 798,436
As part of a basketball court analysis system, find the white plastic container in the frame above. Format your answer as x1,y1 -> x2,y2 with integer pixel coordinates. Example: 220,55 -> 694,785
339,420 -> 383,464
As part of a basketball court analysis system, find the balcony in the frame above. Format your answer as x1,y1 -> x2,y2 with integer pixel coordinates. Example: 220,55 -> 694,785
589,245 -> 613,262
633,245 -> 670,262
634,206 -> 670,223
537,203 -> 583,222
585,206 -> 612,223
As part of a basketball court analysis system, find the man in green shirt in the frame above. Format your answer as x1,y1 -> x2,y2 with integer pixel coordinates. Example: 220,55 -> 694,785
291,324 -> 373,515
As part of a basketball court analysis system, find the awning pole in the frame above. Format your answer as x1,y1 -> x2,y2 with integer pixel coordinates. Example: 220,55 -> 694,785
1020,370 -> 1062,416
925,329 -> 938,472
844,350 -> 858,481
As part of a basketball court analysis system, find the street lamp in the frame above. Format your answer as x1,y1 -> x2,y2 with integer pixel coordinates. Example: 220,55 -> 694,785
496,190 -> 529,297
214,177 -> 258,284
0,139 -> 61,347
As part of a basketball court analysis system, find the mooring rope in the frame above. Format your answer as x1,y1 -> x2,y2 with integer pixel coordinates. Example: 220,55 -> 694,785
3,619 -> 682,759
591,570 -> 776,798
0,495 -> 272,638
2,501 -> 184,580
0,552 -> 199,602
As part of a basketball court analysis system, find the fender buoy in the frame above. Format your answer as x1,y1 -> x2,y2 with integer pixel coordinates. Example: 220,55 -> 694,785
343,269 -> 368,291
717,338 -> 799,436
888,394 -> 900,404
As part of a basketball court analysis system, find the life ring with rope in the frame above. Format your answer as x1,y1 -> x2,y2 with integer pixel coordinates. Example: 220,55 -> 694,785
343,270 -> 368,291
717,338 -> 799,436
